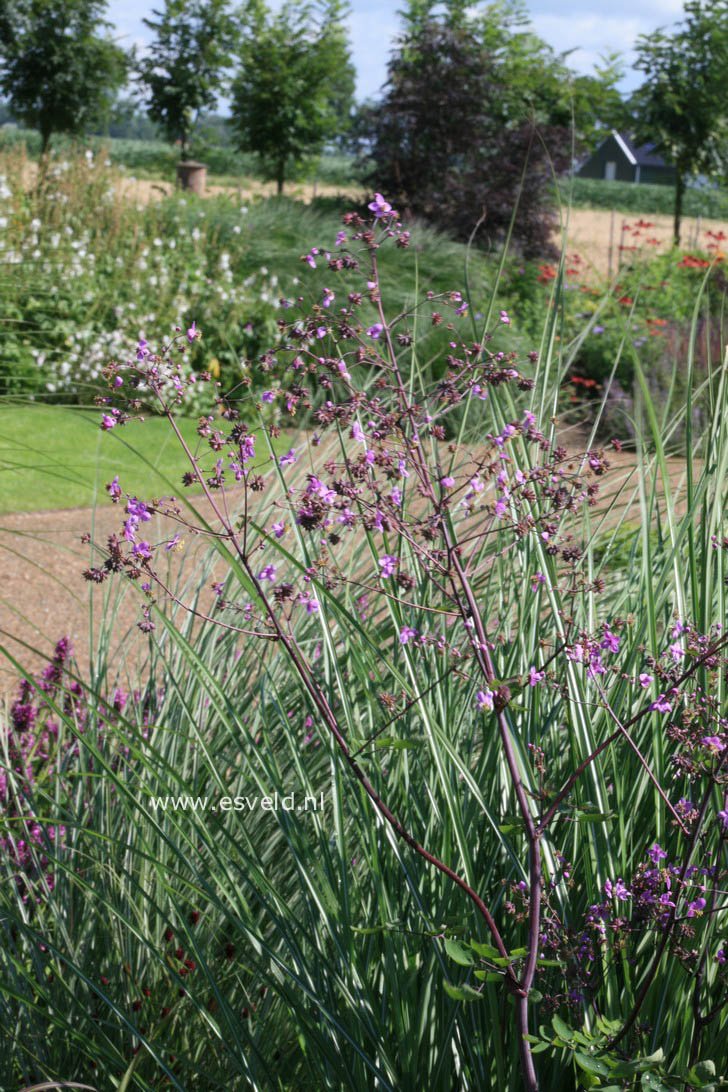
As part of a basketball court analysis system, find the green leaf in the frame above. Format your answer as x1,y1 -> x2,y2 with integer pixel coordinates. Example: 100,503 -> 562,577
641,1049 -> 665,1066
691,1060 -> 717,1085
443,981 -> 483,1002
373,736 -> 420,749
470,940 -> 501,958
574,1053 -> 610,1077
552,1014 -> 574,1041
444,938 -> 475,966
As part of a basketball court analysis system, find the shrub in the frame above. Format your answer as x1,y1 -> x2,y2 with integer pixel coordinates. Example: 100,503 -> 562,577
363,14 -> 572,257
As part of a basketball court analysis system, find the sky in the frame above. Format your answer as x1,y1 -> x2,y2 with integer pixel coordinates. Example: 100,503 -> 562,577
107,0 -> 687,103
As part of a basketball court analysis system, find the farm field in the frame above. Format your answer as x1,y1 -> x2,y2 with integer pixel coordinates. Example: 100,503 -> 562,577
555,206 -> 728,277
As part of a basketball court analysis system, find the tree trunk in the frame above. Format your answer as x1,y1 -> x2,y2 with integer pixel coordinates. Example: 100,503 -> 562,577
276,159 -> 285,196
37,128 -> 52,189
673,171 -> 685,248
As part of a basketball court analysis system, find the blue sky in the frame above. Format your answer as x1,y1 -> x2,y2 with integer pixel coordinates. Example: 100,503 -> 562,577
107,0 -> 687,102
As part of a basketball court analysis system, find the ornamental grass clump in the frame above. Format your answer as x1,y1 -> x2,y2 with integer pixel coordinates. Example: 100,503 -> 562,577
3,195 -> 728,1090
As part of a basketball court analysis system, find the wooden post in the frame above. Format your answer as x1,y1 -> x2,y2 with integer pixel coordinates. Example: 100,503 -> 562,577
176,161 -> 207,195
608,208 -> 615,279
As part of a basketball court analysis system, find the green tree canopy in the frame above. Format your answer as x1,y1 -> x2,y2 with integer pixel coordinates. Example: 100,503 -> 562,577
0,0 -> 128,152
137,0 -> 238,158
229,0 -> 355,194
392,0 -> 627,153
363,0 -> 583,255
632,0 -> 728,245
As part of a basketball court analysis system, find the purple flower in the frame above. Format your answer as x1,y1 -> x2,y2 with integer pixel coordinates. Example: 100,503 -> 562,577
600,627 -> 620,654
165,532 -> 181,551
368,192 -> 393,218
305,598 -> 320,615
322,288 -> 335,308
127,498 -> 151,522
702,735 -> 726,753
240,435 -> 256,463
687,897 -> 706,917
648,843 -> 668,864
261,390 -> 274,403
367,323 -> 384,340
106,475 -> 121,502
258,564 -> 277,582
335,230 -> 347,247
499,310 -> 511,325
378,555 -> 397,578
718,809 -> 728,830
455,301 -> 468,316
271,521 -> 285,539
352,421 -> 365,443
605,878 -> 631,900
279,449 -> 297,467
528,667 -> 545,686
639,673 -> 652,688
649,694 -> 672,714
337,360 -> 351,380
132,541 -> 152,560
587,653 -> 606,678
668,642 -> 684,662
717,946 -> 727,965
476,689 -> 494,712
399,625 -> 417,644
391,487 -> 402,506
441,476 -> 455,489
187,321 -> 199,343
531,572 -> 546,592
592,325 -> 605,335
100,414 -> 116,431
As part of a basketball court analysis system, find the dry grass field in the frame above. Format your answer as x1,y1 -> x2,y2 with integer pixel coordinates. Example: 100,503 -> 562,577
552,207 -> 728,278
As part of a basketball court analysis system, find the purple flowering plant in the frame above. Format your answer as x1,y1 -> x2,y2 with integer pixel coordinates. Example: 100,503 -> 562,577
82,197 -> 728,1089
6,197 -> 728,1089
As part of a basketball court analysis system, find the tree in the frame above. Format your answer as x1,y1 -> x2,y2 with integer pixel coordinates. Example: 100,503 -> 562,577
229,0 -> 355,195
137,0 -> 237,158
632,0 -> 728,245
0,0 -> 128,153
364,1 -> 574,256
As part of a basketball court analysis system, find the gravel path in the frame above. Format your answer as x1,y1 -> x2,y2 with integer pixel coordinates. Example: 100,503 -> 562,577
0,441 -> 694,697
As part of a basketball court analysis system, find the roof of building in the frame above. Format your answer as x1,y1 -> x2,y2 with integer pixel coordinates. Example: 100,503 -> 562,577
603,131 -> 672,169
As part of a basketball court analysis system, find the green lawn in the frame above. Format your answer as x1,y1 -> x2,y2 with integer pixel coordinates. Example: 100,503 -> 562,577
0,404 -> 282,514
